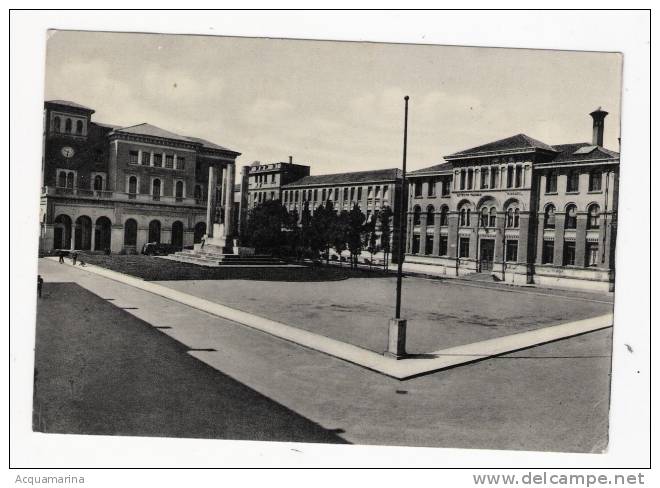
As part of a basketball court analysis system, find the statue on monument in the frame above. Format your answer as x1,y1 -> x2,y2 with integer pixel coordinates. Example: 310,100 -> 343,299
214,204 -> 224,224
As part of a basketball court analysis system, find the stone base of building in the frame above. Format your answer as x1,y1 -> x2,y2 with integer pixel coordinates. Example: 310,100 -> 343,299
404,254 -> 613,292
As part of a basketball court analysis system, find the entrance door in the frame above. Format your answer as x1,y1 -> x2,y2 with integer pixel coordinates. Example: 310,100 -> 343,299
480,239 -> 495,271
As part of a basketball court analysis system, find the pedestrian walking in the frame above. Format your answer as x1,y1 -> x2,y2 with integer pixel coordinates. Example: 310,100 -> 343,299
58,251 -> 64,264
37,275 -> 43,298
71,252 -> 78,266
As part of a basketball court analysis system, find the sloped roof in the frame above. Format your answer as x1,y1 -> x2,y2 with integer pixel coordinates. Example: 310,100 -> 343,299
46,99 -> 95,112
185,136 -> 238,154
112,123 -> 194,143
447,133 -> 557,158
549,143 -> 619,164
92,121 -> 122,130
408,162 -> 453,175
282,168 -> 402,188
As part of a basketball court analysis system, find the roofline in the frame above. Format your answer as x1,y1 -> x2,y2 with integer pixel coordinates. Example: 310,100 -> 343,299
445,147 -> 559,160
45,100 -> 95,114
534,158 -> 619,169
408,169 -> 454,177
109,129 -> 200,148
282,178 -> 402,189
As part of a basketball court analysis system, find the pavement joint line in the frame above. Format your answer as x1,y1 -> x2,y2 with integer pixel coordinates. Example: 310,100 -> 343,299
46,257 -> 614,380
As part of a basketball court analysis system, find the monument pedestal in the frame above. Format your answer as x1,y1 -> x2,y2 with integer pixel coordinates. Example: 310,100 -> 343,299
204,223 -> 231,251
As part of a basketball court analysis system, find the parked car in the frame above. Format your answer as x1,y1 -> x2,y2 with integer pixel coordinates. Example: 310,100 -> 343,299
141,242 -> 180,256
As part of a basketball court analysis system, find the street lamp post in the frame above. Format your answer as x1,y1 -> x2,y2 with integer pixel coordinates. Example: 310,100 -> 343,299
386,95 -> 409,359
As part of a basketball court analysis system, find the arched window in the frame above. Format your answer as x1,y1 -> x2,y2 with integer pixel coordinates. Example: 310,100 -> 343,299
565,205 -> 577,229
128,176 -> 137,194
53,116 -> 61,133
544,204 -> 556,229
148,220 -> 161,244
460,208 -> 466,227
440,206 -> 449,226
587,204 -> 600,229
412,205 -> 421,226
489,207 -> 497,227
66,172 -> 74,189
480,207 -> 488,227
426,205 -> 435,226
466,209 -> 471,226
514,208 -> 520,228
124,219 -> 138,246
152,179 -> 161,200
76,120 -> 83,134
175,181 -> 184,199
506,208 -> 514,228
65,118 -> 72,133
93,175 -> 103,191
58,171 -> 67,187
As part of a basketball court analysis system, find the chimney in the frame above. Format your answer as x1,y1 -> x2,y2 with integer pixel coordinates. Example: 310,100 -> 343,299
589,107 -> 608,147
288,155 -> 293,164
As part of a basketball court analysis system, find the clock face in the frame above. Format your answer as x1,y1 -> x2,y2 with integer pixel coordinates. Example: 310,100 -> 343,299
61,146 -> 75,158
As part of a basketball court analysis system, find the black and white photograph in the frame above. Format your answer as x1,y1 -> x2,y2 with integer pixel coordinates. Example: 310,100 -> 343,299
9,8 -> 651,480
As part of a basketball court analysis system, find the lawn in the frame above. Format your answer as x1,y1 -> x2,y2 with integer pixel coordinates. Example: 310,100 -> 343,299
72,252 -> 390,282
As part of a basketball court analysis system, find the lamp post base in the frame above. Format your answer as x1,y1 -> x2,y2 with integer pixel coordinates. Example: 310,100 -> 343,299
385,318 -> 407,359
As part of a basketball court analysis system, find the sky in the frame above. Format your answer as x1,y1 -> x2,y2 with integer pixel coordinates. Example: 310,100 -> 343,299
44,30 -> 622,176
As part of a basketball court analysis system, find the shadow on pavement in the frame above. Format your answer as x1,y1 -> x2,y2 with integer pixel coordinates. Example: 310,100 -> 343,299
33,282 -> 349,444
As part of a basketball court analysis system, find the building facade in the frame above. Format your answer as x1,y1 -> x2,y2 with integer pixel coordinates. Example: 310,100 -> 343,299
280,168 -> 403,254
244,157 -> 311,208
405,109 -> 619,292
39,100 -> 241,254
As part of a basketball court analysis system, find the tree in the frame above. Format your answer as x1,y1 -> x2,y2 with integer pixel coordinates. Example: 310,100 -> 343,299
297,200 -> 312,259
244,199 -> 288,254
310,200 -> 338,264
365,217 -> 379,270
332,210 -> 350,266
347,203 -> 366,269
378,205 -> 393,270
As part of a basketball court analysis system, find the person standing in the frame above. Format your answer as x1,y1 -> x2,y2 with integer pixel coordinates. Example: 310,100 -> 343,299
71,252 -> 78,266
37,275 -> 43,298
58,250 -> 64,264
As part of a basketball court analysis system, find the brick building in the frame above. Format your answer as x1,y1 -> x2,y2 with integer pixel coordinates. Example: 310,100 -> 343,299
39,100 -> 241,254
404,109 -> 619,291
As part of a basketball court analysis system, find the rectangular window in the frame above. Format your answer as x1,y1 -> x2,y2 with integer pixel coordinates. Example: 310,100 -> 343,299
467,169 -> 473,189
586,242 -> 599,267
367,186 -> 373,198
141,151 -> 150,165
442,179 -> 450,197
460,171 -> 466,190
414,182 -> 422,197
506,240 -> 518,262
439,235 -> 448,256
153,153 -> 163,167
563,241 -> 576,266
271,174 -> 276,183
427,180 -> 436,197
481,169 -> 488,189
425,235 -> 434,255
515,166 -> 522,188
567,172 -> 580,192
334,188 -> 339,200
165,155 -> 174,169
357,187 -> 363,200
546,171 -> 557,193
350,187 -> 355,201
589,172 -> 602,192
177,157 -> 185,170
542,240 -> 554,264
322,189 -> 327,201
314,189 -> 318,201
490,167 -> 498,189
343,188 -> 348,201
411,234 -> 420,254
375,186 -> 381,198
129,151 -> 139,165
459,237 -> 470,258
506,166 -> 514,188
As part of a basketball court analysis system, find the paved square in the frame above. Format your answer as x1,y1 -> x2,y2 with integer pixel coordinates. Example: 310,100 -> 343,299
160,275 -> 613,354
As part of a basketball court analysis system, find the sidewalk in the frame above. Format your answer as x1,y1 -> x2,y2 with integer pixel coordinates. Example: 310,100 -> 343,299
36,258 -> 612,451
